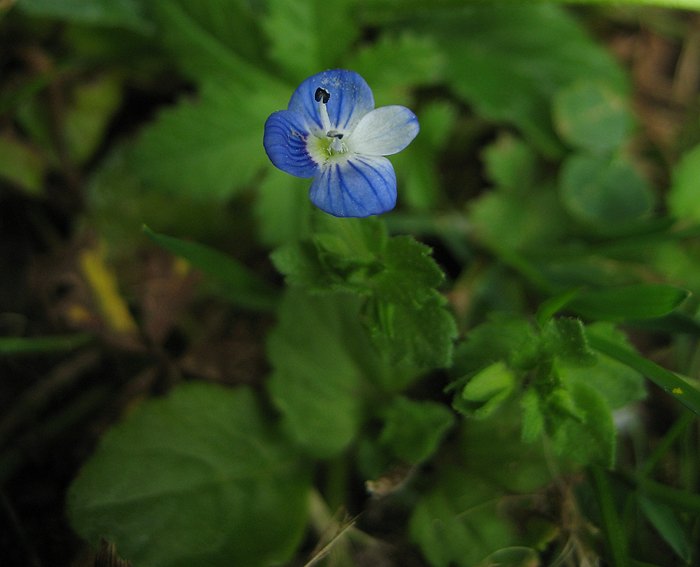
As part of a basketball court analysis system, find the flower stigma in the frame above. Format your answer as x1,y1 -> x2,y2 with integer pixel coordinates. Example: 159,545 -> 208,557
310,86 -> 348,162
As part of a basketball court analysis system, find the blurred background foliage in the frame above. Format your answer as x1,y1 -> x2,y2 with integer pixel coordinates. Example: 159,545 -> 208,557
1,0 -> 700,566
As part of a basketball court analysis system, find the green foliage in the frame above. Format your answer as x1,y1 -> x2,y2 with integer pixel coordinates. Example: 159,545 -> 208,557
553,80 -> 634,153
669,143 -> 700,223
413,5 -> 628,155
272,215 -> 457,368
6,1 -> 700,566
263,0 -> 358,82
378,396 -> 455,464
266,290 -> 377,458
143,226 -> 278,310
18,0 -> 150,31
67,383 -> 311,567
129,79 -> 286,199
559,153 -> 655,226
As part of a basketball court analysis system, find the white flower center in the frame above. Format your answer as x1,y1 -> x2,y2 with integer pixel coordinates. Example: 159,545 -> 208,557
307,87 -> 351,165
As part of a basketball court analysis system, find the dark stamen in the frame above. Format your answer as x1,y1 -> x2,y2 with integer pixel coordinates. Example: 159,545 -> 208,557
327,130 -> 343,139
314,87 -> 330,104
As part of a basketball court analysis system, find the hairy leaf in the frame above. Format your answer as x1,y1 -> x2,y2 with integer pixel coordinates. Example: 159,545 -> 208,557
68,383 -> 310,567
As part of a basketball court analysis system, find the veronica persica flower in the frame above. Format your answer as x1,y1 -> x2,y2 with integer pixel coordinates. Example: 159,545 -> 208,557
263,69 -> 419,218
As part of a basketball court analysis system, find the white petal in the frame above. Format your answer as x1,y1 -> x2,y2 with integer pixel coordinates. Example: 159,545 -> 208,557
347,106 -> 419,156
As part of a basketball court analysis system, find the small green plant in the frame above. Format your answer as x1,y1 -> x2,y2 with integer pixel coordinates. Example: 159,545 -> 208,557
2,1 -> 699,566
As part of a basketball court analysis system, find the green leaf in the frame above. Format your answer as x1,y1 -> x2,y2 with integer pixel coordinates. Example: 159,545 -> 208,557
143,226 -> 278,311
147,0 -> 270,84
130,78 -> 286,199
392,101 -> 456,210
263,0 -> 357,82
470,188 -> 568,254
87,146 -> 232,260
570,284 -> 689,321
552,80 -> 634,153
452,316 -> 540,376
588,331 -> 700,415
416,5 -> 628,155
273,218 -> 456,369
64,74 -> 123,165
67,383 -> 310,567
0,134 -> 46,196
410,413 -> 552,567
559,323 -> 645,410
543,317 -> 597,367
410,470 -> 518,567
267,290 -> 379,458
367,292 -> 457,369
455,361 -> 516,419
551,381 -> 615,467
379,397 -> 454,464
18,0 -> 150,31
559,153 -> 654,227
482,133 -> 538,193
668,143 -> 700,223
254,173 -> 312,247
346,33 -> 445,105
639,496 -> 693,563
0,333 -> 92,356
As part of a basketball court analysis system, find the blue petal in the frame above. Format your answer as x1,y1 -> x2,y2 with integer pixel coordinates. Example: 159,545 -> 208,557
289,70 -> 374,133
309,156 -> 397,218
263,110 -> 319,178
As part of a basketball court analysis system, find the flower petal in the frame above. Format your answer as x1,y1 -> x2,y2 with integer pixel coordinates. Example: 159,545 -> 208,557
263,110 -> 318,178
289,69 -> 374,134
347,105 -> 420,156
309,156 -> 397,218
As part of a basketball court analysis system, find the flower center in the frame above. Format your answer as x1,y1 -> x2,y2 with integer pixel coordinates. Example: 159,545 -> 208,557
308,87 -> 349,163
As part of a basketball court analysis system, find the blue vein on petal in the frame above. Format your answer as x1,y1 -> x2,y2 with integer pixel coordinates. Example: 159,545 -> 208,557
338,162 -> 368,216
352,157 -> 392,210
267,124 -> 310,166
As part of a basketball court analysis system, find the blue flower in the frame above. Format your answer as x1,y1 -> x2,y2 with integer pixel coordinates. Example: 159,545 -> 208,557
263,69 -> 419,218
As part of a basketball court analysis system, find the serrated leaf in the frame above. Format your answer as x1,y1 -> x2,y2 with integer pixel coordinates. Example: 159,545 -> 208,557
143,226 -> 278,311
130,79 -> 285,199
551,381 -> 615,467
544,317 -> 597,367
668,143 -> 700,223
560,323 -> 645,409
267,290 -> 378,458
571,284 -> 689,321
368,293 -> 456,369
19,0 -> 149,31
273,218 -> 455,368
263,0 -> 357,82
68,383 -> 310,567
455,361 -> 516,419
553,80 -> 634,153
379,397 -> 454,464
559,153 -> 654,227
520,389 -> 545,443
148,0 -> 270,84
452,316 -> 540,376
